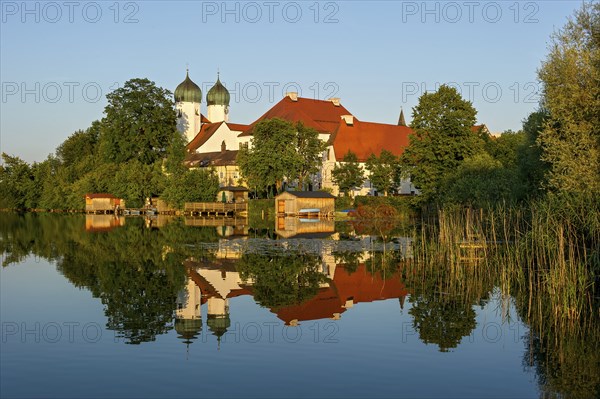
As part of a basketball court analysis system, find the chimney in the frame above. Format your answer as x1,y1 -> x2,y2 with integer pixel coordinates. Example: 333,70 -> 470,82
341,115 -> 354,126
286,92 -> 298,101
328,97 -> 341,106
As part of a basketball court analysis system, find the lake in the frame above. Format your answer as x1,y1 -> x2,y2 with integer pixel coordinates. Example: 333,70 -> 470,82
1,213 -> 598,398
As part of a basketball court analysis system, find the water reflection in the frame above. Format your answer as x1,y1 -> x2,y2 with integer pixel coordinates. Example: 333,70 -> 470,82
1,212 -> 598,398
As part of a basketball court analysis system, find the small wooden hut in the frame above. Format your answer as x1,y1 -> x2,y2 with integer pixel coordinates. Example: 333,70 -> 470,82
217,186 -> 249,203
275,191 -> 335,217
85,193 -> 125,214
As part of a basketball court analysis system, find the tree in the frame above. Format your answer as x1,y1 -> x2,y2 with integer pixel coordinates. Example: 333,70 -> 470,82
400,85 -> 482,204
161,168 -> 220,208
237,118 -> 301,197
98,78 -> 178,165
518,110 -> 550,196
365,150 -> 399,196
331,151 -> 364,196
439,153 -> 519,207
295,122 -> 327,190
537,2 -> 600,195
0,153 -> 34,209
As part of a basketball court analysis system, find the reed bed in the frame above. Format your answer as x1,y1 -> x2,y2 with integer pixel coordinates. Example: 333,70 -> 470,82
410,194 -> 599,326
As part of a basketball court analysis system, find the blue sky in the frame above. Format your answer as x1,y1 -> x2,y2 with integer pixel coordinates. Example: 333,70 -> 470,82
1,0 -> 581,162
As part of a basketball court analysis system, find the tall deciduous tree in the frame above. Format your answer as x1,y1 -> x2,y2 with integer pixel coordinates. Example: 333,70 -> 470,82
98,78 -> 178,165
295,122 -> 327,190
332,151 -> 365,196
237,118 -> 302,197
365,150 -> 399,196
537,2 -> 600,194
400,85 -> 482,203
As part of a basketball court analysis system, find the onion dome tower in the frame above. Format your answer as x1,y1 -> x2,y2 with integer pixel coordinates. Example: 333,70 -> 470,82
175,69 -> 202,143
206,72 -> 230,123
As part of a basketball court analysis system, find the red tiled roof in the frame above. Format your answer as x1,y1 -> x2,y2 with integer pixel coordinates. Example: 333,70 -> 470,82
471,124 -> 489,134
201,114 -> 211,123
226,122 -> 249,132
187,122 -> 250,153
329,119 -> 413,162
239,96 -> 354,137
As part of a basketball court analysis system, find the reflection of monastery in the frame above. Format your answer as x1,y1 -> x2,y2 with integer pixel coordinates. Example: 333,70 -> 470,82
174,240 -> 410,345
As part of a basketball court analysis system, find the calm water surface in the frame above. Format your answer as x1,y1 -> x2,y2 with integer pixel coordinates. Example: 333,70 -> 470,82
0,213 -> 597,398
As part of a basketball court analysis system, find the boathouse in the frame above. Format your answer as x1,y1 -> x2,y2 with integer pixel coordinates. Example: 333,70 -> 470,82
217,186 -> 249,203
85,193 -> 125,214
275,191 -> 335,217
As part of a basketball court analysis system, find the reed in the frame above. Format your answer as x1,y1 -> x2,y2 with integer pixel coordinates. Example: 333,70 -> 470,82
410,193 -> 599,325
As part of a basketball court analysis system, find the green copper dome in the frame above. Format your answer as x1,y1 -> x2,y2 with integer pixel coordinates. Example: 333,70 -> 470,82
174,70 -> 202,103
206,74 -> 230,106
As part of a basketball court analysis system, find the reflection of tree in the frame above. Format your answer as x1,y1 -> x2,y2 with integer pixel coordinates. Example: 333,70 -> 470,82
99,263 -> 179,344
366,249 -> 404,280
237,252 -> 328,308
514,288 -> 600,398
332,250 -> 361,273
0,213 -> 224,344
409,293 -> 476,352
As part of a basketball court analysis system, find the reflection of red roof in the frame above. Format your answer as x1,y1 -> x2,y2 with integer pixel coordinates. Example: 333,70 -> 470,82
240,96 -> 354,136
272,264 -> 409,324
329,119 -> 412,162
333,264 -> 409,304
273,287 -> 345,325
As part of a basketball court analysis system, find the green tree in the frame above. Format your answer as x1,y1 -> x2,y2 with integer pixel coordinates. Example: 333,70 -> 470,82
295,122 -> 327,190
237,118 -> 301,197
518,110 -> 550,196
98,78 -> 178,165
161,168 -> 220,208
439,153 -> 519,207
400,85 -> 482,204
365,150 -> 399,196
331,151 -> 365,196
537,2 -> 600,195
0,153 -> 34,209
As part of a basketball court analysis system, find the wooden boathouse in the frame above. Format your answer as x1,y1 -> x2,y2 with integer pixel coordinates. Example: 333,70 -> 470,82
275,191 -> 335,218
85,193 -> 125,214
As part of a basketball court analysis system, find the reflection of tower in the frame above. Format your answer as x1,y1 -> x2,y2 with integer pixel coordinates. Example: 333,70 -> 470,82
207,297 -> 230,348
175,276 -> 202,347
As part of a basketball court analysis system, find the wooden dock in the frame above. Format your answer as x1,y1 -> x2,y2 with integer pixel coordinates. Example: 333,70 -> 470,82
184,202 -> 248,216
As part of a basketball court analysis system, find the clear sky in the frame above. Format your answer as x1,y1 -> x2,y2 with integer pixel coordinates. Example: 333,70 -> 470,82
0,0 -> 581,162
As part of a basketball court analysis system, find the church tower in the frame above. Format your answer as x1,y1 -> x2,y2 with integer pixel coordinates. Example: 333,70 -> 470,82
207,73 -> 230,123
174,69 -> 202,143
